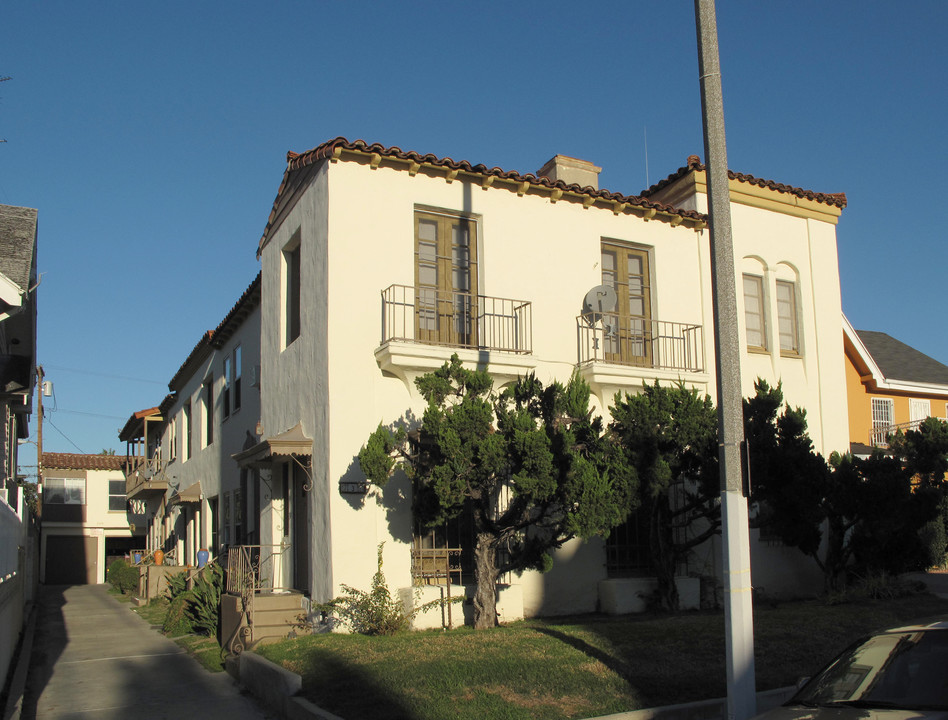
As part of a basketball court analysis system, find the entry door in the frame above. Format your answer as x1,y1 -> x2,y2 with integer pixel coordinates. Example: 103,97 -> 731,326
415,211 -> 477,347
286,463 -> 311,594
601,243 -> 652,365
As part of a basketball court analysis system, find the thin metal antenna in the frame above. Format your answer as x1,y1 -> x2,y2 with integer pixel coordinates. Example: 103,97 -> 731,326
644,126 -> 650,188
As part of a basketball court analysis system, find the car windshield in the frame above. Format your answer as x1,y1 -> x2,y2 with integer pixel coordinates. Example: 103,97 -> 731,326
793,630 -> 948,711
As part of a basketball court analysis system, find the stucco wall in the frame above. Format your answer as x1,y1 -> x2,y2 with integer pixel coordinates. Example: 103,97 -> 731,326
256,153 -> 850,616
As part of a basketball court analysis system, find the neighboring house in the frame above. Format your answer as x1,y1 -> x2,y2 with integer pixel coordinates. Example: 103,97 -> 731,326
0,205 -> 38,493
40,452 -> 144,584
119,274 -> 262,569
843,314 -> 948,455
236,138 -> 849,620
0,204 -> 38,691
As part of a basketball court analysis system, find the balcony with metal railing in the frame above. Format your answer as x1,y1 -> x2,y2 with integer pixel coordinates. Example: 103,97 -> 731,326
870,417 -> 944,447
123,450 -> 169,499
381,284 -> 532,354
376,284 -> 537,381
577,313 -> 705,373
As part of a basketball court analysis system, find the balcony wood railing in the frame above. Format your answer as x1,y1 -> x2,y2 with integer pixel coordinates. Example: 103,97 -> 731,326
381,284 -> 531,354
577,314 -> 704,373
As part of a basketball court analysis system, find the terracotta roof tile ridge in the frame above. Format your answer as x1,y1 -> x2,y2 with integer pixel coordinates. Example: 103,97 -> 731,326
262,137 -> 704,248
642,155 -> 848,209
43,451 -> 125,471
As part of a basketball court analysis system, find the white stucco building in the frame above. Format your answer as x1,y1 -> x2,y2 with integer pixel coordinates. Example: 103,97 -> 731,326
236,138 -> 848,620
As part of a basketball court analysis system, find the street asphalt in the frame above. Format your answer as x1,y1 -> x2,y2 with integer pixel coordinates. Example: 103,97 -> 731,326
13,584 -> 276,720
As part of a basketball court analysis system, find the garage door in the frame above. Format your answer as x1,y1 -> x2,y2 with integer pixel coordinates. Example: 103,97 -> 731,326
45,535 -> 97,584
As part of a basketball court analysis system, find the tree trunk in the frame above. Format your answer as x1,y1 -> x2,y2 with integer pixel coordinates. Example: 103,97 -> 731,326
650,495 -> 680,611
472,531 -> 499,629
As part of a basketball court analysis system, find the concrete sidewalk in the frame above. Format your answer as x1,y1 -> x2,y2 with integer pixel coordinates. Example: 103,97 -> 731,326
11,584 -> 274,720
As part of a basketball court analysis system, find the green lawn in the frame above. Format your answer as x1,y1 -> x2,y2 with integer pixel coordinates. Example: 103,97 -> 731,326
256,593 -> 948,720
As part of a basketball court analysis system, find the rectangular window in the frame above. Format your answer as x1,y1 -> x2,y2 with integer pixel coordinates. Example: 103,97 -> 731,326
414,210 -> 478,347
601,241 -> 652,365
223,355 -> 232,419
222,492 -> 231,547
234,486 -> 244,545
168,416 -> 177,462
203,376 -> 214,447
183,402 -> 192,461
45,477 -> 86,505
108,479 -> 126,512
775,280 -> 799,354
743,274 -> 766,350
871,397 -> 895,446
284,238 -> 301,347
910,398 -> 931,430
208,496 -> 219,555
233,345 -> 242,412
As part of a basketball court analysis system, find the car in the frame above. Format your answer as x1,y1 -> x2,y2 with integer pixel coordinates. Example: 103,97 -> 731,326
754,617 -> 948,720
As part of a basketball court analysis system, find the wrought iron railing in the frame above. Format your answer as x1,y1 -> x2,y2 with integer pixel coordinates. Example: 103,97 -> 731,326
224,543 -> 292,595
411,547 -> 463,586
577,314 -> 704,372
381,284 -> 532,354
870,418 -> 940,447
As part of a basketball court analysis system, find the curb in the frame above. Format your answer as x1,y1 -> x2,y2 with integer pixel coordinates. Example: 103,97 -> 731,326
581,687 -> 796,720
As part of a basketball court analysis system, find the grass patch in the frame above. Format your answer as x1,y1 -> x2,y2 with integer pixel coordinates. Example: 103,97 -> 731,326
257,593 -> 948,720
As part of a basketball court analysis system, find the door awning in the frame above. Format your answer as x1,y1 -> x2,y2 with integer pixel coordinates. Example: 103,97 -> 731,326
170,481 -> 202,505
233,422 -> 313,468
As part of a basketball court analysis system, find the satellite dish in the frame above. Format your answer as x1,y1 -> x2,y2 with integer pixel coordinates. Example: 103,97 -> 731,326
583,285 -> 617,315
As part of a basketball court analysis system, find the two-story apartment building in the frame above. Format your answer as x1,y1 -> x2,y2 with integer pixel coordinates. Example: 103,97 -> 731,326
844,314 -> 948,455
120,275 -> 262,568
40,452 -> 144,584
238,138 -> 849,619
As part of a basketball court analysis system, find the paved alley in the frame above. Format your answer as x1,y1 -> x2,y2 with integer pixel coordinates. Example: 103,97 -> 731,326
14,584 -> 274,720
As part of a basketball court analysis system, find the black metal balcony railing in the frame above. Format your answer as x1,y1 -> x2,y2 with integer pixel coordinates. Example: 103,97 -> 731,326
577,313 -> 704,373
381,284 -> 532,354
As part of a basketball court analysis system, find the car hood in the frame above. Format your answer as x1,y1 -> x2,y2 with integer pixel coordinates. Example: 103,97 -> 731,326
755,705 -> 948,720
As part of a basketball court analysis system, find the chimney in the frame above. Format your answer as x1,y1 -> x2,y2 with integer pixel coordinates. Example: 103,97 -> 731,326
537,155 -> 602,191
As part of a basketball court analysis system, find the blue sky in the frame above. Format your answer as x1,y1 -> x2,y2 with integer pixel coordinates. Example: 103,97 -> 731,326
3,1 -> 946,466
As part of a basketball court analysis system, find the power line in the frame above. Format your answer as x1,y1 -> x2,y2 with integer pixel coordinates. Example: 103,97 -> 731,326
47,407 -> 126,421
42,364 -> 166,386
43,416 -> 86,454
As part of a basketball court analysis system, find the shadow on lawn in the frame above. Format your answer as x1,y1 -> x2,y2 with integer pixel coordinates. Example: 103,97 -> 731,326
300,654 -> 422,720
531,624 -> 632,682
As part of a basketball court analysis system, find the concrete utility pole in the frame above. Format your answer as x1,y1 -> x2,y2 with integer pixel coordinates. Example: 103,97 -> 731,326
693,2 -> 757,720
36,364 -> 44,519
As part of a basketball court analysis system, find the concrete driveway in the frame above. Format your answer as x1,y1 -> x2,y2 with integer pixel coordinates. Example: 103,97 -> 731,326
14,584 -> 275,720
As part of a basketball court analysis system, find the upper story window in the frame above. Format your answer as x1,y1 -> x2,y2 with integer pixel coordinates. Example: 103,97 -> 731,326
601,241 -> 652,365
775,280 -> 799,354
108,479 -> 127,512
45,477 -> 85,505
203,376 -> 214,447
871,397 -> 895,446
284,233 -> 301,348
183,401 -> 192,461
168,415 -> 177,461
414,210 -> 477,347
223,355 -> 232,419
743,274 -> 766,351
232,345 -> 242,413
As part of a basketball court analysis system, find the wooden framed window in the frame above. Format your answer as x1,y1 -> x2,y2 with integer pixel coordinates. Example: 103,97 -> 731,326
776,280 -> 799,354
743,274 -> 766,351
414,210 -> 477,347
601,241 -> 652,365
108,479 -> 126,512
203,376 -> 214,447
223,355 -> 232,419
183,402 -> 192,461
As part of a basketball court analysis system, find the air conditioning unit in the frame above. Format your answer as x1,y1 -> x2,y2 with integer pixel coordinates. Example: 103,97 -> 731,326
250,364 -> 261,389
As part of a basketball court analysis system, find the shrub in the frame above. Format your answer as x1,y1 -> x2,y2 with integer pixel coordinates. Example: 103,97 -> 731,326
319,543 -> 458,635
107,559 -> 140,594
163,591 -> 195,636
186,562 -> 224,636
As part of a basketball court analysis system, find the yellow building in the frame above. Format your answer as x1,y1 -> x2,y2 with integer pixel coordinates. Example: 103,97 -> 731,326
844,315 -> 948,455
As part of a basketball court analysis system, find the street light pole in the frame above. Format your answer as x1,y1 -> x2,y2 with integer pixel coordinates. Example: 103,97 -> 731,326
693,2 -> 757,719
